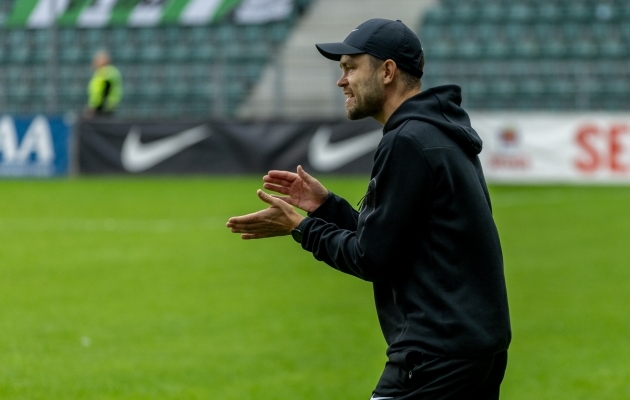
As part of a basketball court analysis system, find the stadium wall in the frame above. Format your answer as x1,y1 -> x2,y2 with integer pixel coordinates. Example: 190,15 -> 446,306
2,112 -> 630,183
70,113 -> 630,184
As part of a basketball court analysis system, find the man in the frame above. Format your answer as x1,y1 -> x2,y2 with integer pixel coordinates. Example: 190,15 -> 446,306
227,19 -> 511,399
85,50 -> 123,118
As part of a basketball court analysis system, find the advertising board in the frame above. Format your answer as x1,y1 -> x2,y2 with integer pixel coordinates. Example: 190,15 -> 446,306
77,113 -> 630,183
473,113 -> 630,183
0,115 -> 71,177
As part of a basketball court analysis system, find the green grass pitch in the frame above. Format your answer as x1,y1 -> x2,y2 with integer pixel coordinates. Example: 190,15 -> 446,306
0,177 -> 629,399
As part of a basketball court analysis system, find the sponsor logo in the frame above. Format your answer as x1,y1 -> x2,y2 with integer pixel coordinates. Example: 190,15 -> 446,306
498,126 -> 519,149
121,125 -> 210,172
0,115 -> 56,176
307,126 -> 382,172
369,395 -> 393,400
489,125 -> 531,169
575,123 -> 630,173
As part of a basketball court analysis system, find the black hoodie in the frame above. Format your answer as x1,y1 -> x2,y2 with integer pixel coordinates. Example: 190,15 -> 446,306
297,85 -> 511,358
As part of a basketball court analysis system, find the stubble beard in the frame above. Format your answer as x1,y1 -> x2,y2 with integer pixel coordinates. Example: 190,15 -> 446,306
346,72 -> 386,120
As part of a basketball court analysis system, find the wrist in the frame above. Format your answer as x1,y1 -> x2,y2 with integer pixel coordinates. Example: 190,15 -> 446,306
291,216 -> 307,243
291,215 -> 305,230
307,191 -> 332,215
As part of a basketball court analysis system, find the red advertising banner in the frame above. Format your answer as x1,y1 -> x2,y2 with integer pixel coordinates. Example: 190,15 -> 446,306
473,113 -> 630,183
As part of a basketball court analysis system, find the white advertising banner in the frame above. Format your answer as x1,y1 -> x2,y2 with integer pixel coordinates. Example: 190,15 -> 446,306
471,113 -> 630,184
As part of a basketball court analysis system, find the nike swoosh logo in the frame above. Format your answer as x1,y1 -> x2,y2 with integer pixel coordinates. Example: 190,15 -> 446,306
121,125 -> 210,172
370,395 -> 394,400
308,126 -> 382,172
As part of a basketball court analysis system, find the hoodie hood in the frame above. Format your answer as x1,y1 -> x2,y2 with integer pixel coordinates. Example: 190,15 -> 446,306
383,85 -> 483,155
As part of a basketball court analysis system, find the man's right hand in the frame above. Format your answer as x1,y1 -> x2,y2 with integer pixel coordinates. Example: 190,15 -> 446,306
263,165 -> 329,213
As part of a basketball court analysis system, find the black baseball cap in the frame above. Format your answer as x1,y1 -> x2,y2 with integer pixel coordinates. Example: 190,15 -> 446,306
316,18 -> 424,78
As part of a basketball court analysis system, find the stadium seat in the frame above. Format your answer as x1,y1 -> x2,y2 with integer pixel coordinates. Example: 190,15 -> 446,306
2,7 -> 303,117
536,3 -> 562,22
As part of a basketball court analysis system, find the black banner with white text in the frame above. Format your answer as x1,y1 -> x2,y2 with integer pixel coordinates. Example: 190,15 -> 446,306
78,118 -> 383,174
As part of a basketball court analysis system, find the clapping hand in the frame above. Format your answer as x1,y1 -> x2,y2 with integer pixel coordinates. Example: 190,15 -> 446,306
226,189 -> 304,240
263,165 -> 329,213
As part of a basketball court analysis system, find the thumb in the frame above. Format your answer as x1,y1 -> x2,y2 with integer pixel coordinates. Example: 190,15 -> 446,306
297,165 -> 314,183
257,189 -> 280,206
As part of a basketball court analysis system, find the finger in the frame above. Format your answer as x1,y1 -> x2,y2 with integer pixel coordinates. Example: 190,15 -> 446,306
229,221 -> 274,232
266,170 -> 298,182
227,209 -> 269,225
297,165 -> 315,183
257,189 -> 282,206
263,176 -> 293,187
263,182 -> 290,195
270,194 -> 295,206
241,233 -> 268,240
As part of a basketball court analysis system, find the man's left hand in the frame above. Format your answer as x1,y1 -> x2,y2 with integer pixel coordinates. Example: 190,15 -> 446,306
226,189 -> 305,240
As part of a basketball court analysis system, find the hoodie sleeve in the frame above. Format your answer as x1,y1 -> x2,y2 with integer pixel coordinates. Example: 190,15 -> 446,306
307,192 -> 359,231
298,131 -> 433,282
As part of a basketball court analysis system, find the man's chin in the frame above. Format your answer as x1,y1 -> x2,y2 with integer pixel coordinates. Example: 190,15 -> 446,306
346,107 -> 368,121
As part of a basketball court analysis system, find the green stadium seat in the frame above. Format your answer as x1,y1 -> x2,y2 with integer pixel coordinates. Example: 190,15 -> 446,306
514,38 -> 540,59
269,22 -> 291,44
504,25 -> 526,45
603,78 -> 630,95
167,80 -> 190,100
489,79 -> 517,97
540,37 -> 567,59
8,46 -> 30,64
163,26 -> 182,45
423,8 -> 449,24
427,39 -> 454,59
452,4 -> 477,22
537,4 -> 562,22
484,40 -> 510,59
466,79 -> 488,97
167,45 -> 192,62
532,23 -> 554,40
85,28 -> 107,51
600,39 -> 626,59
475,24 -> 498,41
191,42 -> 217,61
32,29 -> 49,50
139,42 -> 165,62
547,78 -> 573,96
420,25 -> 441,42
570,40 -> 597,59
112,42 -> 136,63
190,26 -> 211,44
457,40 -> 482,60
561,23 -> 582,40
506,4 -> 534,21
565,3 -> 590,21
479,4 -> 502,22
242,25 -> 264,43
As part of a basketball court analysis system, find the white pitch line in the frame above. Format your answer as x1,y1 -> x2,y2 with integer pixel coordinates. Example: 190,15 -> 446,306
0,217 -> 229,233
492,189 -> 630,208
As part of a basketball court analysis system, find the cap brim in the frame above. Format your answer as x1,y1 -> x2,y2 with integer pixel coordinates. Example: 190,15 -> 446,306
315,42 -> 364,61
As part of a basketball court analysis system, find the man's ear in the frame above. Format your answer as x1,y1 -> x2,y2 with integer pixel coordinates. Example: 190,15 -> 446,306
382,59 -> 397,85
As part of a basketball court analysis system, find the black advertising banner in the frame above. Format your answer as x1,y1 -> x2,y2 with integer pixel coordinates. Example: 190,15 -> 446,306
78,118 -> 383,175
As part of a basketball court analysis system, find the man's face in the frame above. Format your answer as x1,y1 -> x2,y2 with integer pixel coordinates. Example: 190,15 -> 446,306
337,54 -> 385,120
92,55 -> 108,70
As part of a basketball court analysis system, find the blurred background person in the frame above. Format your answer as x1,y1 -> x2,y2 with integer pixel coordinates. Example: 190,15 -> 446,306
84,50 -> 123,118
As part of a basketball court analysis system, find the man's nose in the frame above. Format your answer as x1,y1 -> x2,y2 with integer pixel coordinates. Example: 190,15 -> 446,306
337,74 -> 348,87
